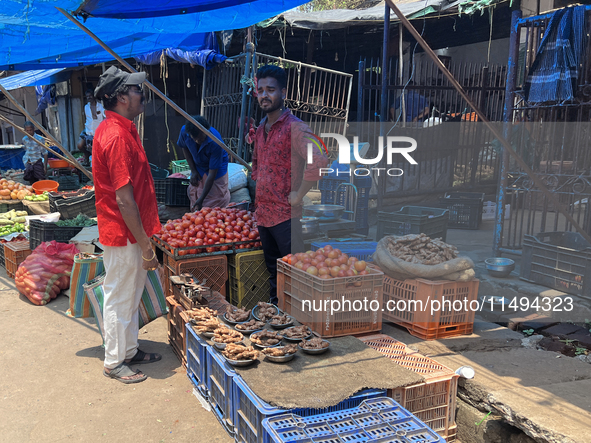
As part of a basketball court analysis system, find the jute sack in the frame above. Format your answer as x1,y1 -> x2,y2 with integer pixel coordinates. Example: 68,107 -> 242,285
373,236 -> 475,281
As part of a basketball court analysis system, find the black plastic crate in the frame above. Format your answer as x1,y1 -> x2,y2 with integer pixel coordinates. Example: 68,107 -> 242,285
0,242 -> 5,268
377,206 -> 449,242
154,179 -> 167,205
0,200 -> 25,214
439,192 -> 485,230
49,189 -> 88,213
54,191 -> 96,219
56,175 -> 80,191
521,232 -> 591,297
29,220 -> 85,251
165,178 -> 190,207
319,176 -> 372,206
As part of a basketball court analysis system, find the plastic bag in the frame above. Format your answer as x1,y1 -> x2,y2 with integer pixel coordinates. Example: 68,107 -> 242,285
15,240 -> 79,306
228,163 -> 248,193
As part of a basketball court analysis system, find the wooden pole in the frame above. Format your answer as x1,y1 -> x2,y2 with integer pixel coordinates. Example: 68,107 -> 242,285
0,115 -> 87,172
384,0 -> 591,244
56,7 -> 252,172
0,84 -> 93,180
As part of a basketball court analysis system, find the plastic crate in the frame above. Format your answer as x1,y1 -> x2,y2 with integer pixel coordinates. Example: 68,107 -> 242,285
186,321 -> 210,399
277,260 -> 383,338
48,189 -> 89,213
4,240 -> 32,279
207,346 -> 238,435
153,236 -> 258,261
166,255 -> 228,297
359,335 -> 458,437
311,241 -> 377,262
171,159 -> 189,174
153,179 -> 167,205
29,220 -> 85,251
233,375 -> 386,443
0,200 -> 25,214
381,274 -> 479,340
165,178 -> 190,207
56,174 -> 80,191
262,397 -> 445,443
166,296 -> 186,367
0,241 -> 5,268
376,206 -> 449,242
439,192 -> 484,230
520,232 -> 591,297
228,250 -> 271,309
52,191 -> 96,219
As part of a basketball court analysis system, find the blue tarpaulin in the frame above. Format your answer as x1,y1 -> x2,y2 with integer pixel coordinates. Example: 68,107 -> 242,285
0,1 -> 306,70
0,69 -> 69,90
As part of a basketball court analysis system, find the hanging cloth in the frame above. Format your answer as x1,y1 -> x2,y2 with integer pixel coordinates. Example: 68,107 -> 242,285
524,6 -> 586,103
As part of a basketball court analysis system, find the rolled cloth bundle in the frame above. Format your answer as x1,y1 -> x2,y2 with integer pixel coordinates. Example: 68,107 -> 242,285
373,234 -> 475,281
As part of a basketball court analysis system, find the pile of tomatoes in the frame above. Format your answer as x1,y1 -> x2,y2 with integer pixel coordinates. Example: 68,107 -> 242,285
154,207 -> 261,255
282,245 -> 368,279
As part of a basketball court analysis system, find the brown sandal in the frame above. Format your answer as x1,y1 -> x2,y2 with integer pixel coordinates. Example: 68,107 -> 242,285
103,363 -> 147,384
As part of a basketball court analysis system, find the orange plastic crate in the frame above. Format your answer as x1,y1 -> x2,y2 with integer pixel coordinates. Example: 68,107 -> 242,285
166,255 -> 227,297
381,272 -> 479,340
359,334 -> 458,439
166,296 -> 186,367
277,260 -> 383,338
4,241 -> 32,279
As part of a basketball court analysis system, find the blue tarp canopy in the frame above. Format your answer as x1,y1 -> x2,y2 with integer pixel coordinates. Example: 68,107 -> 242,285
0,0 -> 306,70
0,69 -> 70,90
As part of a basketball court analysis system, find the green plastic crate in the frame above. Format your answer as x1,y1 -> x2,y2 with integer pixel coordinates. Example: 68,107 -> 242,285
228,250 -> 270,309
171,160 -> 189,174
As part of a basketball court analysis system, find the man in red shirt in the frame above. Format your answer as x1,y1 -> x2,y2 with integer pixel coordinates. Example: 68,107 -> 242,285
252,65 -> 328,305
93,66 -> 161,384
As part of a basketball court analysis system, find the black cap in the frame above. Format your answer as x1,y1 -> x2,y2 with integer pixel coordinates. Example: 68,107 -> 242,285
95,66 -> 147,100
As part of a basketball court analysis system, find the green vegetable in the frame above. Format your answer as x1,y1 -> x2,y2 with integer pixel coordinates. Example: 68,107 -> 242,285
55,214 -> 97,227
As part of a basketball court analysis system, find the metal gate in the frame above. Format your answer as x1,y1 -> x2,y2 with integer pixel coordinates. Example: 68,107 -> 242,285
358,57 -> 507,196
499,9 -> 591,253
201,53 -> 353,162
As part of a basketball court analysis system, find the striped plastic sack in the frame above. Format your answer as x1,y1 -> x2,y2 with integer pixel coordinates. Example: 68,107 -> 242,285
67,253 -> 105,318
83,269 -> 168,341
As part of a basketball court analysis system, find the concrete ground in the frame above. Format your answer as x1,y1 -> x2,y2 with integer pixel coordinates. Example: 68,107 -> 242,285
2,214 -> 591,442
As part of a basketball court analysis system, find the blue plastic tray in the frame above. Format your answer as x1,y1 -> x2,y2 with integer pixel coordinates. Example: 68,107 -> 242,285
263,397 -> 445,443
311,241 -> 378,262
232,375 -> 386,443
186,323 -> 210,399
207,346 -> 238,436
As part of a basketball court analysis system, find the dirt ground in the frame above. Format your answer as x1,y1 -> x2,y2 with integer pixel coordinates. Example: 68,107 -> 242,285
0,270 -> 233,443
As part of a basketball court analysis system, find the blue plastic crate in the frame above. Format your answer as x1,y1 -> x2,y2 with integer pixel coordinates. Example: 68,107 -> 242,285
207,346 -> 237,436
233,375 -> 386,443
263,397 -> 445,443
186,323 -> 210,399
311,241 -> 377,262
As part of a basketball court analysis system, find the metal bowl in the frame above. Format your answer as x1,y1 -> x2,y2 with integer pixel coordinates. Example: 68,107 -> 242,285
264,351 -> 297,363
282,326 -> 313,342
213,339 -> 243,350
485,258 -> 515,278
268,315 -> 295,330
222,312 -> 251,325
223,356 -> 258,367
234,323 -> 265,335
250,332 -> 284,349
303,204 -> 345,222
298,339 -> 331,355
200,331 -> 215,338
252,304 -> 280,322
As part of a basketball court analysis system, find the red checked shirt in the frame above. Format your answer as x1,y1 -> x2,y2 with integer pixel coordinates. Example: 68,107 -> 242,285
252,110 -> 328,227
93,110 -> 160,247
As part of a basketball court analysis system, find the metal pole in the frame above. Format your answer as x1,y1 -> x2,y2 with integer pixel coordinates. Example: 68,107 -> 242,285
238,39 -> 255,161
378,3 -> 391,212
494,10 -> 522,256
56,7 -> 251,172
0,84 -> 93,180
384,0 -> 591,244
357,60 -> 365,122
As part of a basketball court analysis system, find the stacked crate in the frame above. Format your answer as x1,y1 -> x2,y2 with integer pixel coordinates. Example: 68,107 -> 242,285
359,334 -> 459,442
165,296 -> 186,367
227,250 -> 270,310
4,241 -> 32,278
